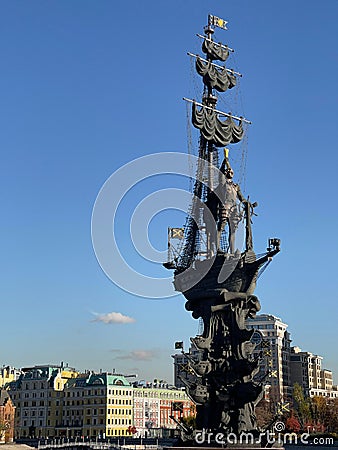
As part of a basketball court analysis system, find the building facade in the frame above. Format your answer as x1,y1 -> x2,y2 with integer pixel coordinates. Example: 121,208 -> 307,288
0,366 -> 22,388
173,314 -> 338,406
246,314 -> 292,402
173,316 -> 293,403
80,373 -> 133,439
7,364 -> 78,438
133,383 -> 194,438
8,366 -> 195,440
290,347 -> 338,399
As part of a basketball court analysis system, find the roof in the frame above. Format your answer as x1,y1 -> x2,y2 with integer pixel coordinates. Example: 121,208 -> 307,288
64,373 -> 131,389
87,373 -> 131,387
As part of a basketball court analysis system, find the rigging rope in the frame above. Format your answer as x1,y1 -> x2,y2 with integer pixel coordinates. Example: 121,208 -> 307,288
257,259 -> 272,279
186,102 -> 194,191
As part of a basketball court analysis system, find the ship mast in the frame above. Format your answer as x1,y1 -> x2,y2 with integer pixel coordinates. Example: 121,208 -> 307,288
205,20 -> 224,259
175,15 -> 246,270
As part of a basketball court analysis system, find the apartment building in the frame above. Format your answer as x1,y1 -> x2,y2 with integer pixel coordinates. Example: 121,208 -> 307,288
173,314 -> 338,405
7,364 -> 78,438
38,372 -> 134,439
133,382 -> 193,438
244,314 -> 292,401
80,373 -> 133,438
290,347 -> 338,399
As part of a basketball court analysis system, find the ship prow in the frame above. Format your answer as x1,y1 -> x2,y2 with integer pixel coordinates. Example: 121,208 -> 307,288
173,245 -> 280,301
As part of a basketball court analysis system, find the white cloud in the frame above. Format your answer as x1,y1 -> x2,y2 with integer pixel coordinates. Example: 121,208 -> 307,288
113,350 -> 157,361
91,311 -> 135,325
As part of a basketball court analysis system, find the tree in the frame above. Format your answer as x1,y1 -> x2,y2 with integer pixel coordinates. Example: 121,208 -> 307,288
316,398 -> 338,433
311,396 -> 328,425
293,383 -> 312,427
285,415 -> 301,433
256,399 -> 274,429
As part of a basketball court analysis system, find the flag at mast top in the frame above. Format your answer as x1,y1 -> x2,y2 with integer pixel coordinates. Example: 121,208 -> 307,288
208,14 -> 228,30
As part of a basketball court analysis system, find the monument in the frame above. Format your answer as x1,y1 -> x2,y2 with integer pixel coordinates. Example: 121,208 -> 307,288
164,15 -> 281,445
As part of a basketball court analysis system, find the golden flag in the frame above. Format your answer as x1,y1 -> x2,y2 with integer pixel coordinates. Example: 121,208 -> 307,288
209,15 -> 228,30
170,228 -> 184,239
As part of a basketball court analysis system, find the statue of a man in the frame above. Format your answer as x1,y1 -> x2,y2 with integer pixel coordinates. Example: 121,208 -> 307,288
217,160 -> 245,253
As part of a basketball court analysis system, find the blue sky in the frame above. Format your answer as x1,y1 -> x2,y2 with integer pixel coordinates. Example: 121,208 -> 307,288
1,1 -> 338,383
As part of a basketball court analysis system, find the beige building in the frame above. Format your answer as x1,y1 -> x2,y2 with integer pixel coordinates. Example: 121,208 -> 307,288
321,369 -> 333,391
61,372 -> 133,439
290,347 -> 338,398
7,364 -> 78,438
0,366 -> 21,388
246,314 -> 292,402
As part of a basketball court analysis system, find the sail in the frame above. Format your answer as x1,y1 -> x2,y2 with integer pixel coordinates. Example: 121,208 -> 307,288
192,103 -> 244,146
196,57 -> 236,92
202,39 -> 229,61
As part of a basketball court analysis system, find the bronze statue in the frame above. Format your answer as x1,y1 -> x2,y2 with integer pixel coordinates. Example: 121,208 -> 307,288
164,17 -> 281,444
